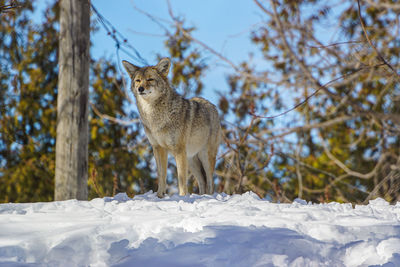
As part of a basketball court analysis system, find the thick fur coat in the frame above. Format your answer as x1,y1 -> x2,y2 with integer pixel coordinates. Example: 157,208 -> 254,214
122,58 -> 221,197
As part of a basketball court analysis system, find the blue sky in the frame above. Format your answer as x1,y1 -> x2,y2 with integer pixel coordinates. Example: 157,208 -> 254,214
90,0 -> 263,103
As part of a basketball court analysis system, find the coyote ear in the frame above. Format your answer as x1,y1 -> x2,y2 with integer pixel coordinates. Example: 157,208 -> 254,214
155,57 -> 171,77
122,60 -> 139,77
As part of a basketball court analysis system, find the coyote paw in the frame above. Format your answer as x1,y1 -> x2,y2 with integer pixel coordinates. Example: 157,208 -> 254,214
157,191 -> 166,198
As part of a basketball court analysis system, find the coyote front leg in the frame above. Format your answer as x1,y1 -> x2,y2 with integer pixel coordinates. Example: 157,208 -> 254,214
175,150 -> 188,196
153,146 -> 168,197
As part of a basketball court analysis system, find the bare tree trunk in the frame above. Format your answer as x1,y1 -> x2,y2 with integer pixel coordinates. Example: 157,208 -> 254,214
55,0 -> 90,200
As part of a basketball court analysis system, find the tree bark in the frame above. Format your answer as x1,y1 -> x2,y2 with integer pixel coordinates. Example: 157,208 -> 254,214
55,0 -> 90,200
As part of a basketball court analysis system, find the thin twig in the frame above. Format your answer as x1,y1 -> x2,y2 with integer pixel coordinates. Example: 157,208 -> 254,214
357,0 -> 400,79
305,40 -> 362,49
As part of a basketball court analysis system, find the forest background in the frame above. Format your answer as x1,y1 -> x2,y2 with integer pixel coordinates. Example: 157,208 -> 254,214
1,0 -> 399,204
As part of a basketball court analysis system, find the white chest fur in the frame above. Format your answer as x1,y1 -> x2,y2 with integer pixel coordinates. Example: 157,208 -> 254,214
137,98 -> 168,147
138,98 -> 154,116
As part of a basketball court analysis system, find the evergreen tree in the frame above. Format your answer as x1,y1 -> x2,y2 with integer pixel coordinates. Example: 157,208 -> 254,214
0,1 -> 57,202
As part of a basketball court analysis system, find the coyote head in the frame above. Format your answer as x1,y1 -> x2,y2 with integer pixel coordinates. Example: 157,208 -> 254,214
122,58 -> 171,101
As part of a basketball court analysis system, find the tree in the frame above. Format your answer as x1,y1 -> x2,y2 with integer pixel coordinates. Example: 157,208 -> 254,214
55,0 -> 90,200
0,0 -> 56,202
220,0 -> 400,203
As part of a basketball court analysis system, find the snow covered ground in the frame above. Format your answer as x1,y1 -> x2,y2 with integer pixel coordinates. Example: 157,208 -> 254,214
0,192 -> 400,267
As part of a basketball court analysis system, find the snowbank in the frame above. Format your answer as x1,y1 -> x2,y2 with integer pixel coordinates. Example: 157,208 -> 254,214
1,192 -> 400,266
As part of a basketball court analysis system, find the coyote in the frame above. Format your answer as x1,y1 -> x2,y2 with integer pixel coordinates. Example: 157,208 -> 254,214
122,58 -> 221,197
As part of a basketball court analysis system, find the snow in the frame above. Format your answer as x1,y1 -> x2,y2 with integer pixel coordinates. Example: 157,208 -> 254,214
1,192 -> 400,267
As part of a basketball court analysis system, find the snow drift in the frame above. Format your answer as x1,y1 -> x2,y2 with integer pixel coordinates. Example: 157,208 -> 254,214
1,192 -> 400,266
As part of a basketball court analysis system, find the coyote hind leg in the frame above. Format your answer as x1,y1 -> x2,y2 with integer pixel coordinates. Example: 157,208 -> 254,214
188,156 -> 206,195
198,146 -> 217,195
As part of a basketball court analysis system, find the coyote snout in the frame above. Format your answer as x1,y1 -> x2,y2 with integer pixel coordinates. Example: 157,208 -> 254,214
122,58 -> 221,197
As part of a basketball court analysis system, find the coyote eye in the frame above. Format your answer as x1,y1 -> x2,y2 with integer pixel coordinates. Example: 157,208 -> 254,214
135,79 -> 141,83
147,78 -> 154,82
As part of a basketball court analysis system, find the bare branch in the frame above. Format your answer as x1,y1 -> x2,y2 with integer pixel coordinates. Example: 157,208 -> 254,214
249,64 -> 384,119
259,115 -> 357,140
305,41 -> 363,49
0,1 -> 21,13
318,131 -> 385,180
90,102 -> 140,125
357,0 -> 400,79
